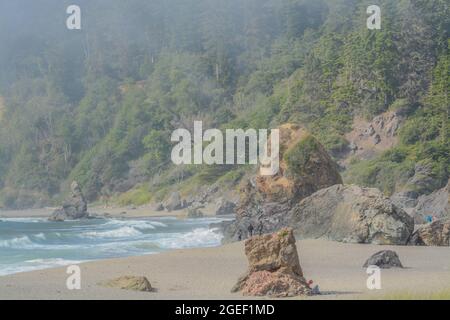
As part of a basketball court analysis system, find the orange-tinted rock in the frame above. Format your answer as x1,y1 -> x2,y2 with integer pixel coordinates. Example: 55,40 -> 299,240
232,228 -> 311,297
247,123 -> 342,204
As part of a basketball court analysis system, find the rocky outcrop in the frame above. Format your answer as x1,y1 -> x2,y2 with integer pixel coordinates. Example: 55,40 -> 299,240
392,177 -> 449,224
232,228 -> 311,297
289,185 -> 414,245
363,250 -> 403,268
214,198 -> 236,215
342,111 -> 403,165
163,192 -> 187,212
390,191 -> 420,213
402,163 -> 441,196
222,124 -> 342,242
187,207 -> 204,218
224,184 -> 414,245
185,185 -> 219,207
49,181 -> 88,221
100,276 -> 154,292
410,179 -> 449,223
253,124 -> 342,203
408,219 -> 450,246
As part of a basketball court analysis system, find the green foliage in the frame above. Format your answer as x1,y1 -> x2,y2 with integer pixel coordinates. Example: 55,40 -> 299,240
285,135 -> 322,178
116,185 -> 153,206
0,0 -> 448,207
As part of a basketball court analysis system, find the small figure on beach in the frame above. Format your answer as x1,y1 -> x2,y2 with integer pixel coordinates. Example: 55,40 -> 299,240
257,220 -> 264,236
247,224 -> 254,237
237,229 -> 242,241
307,279 -> 321,295
311,285 -> 321,295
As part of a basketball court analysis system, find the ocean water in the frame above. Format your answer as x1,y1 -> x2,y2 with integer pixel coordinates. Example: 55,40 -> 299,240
0,216 -> 232,276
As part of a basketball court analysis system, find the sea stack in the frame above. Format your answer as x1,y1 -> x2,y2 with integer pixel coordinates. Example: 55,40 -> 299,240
49,181 -> 89,221
232,228 -> 312,297
222,123 -> 343,242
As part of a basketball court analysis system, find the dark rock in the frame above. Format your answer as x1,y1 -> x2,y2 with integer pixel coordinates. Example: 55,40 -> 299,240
408,219 -> 450,246
373,134 -> 381,145
49,181 -> 88,221
214,198 -> 236,215
363,250 -> 403,268
187,207 -> 204,218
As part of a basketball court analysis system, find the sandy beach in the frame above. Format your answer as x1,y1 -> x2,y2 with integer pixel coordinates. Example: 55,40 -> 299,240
1,238 -> 449,300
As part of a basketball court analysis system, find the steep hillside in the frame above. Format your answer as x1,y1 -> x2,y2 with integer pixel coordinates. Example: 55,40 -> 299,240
0,0 -> 448,209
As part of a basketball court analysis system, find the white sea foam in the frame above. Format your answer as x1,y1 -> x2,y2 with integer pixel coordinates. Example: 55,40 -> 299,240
33,233 -> 46,240
0,216 -> 229,276
156,227 -> 223,249
104,219 -> 167,230
0,218 -> 45,223
0,236 -> 36,249
24,258 -> 84,266
0,236 -> 80,250
81,226 -> 143,239
0,258 -> 85,276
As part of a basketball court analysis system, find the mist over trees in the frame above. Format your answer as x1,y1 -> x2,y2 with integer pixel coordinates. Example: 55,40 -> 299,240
0,0 -> 448,208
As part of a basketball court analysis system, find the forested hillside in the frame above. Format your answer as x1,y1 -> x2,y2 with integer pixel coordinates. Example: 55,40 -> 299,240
0,0 -> 448,209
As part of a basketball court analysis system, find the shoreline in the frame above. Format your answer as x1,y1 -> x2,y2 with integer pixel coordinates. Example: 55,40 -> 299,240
0,202 -> 219,220
1,239 -> 450,300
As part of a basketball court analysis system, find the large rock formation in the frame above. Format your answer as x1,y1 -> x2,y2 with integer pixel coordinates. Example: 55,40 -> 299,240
408,219 -> 450,246
222,124 -> 342,242
49,181 -> 88,221
289,185 -> 414,245
410,179 -> 449,224
363,250 -> 404,269
253,124 -> 342,203
391,166 -> 447,223
232,228 -> 311,297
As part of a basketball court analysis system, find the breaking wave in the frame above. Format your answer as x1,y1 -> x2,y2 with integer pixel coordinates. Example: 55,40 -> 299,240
156,227 -> 223,249
81,226 -> 143,239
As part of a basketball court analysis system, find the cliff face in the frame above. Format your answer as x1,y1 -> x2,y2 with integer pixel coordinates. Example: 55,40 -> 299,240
340,110 -> 404,167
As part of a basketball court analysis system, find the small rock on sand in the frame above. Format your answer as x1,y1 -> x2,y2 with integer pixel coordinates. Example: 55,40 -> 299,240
100,276 -> 154,292
363,250 -> 403,269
